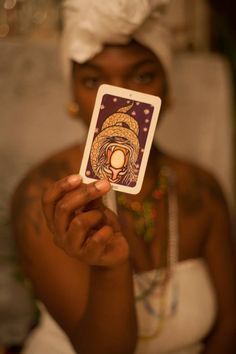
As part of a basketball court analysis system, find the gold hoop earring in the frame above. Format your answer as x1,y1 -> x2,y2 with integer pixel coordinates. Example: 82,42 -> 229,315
67,102 -> 80,117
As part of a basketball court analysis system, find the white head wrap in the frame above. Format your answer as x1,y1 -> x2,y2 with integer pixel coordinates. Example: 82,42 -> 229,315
61,0 -> 172,84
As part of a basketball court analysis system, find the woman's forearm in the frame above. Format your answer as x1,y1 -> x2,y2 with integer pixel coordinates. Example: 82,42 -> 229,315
71,261 -> 137,354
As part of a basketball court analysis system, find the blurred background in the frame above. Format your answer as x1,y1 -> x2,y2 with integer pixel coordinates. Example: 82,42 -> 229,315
0,0 -> 235,352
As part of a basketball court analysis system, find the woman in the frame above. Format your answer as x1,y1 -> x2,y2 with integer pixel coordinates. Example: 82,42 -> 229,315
11,1 -> 236,354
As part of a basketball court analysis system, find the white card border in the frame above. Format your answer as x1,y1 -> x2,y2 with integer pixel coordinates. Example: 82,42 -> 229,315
79,84 -> 161,194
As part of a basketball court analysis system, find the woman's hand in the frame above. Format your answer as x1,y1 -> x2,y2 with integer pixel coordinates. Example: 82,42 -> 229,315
42,174 -> 129,268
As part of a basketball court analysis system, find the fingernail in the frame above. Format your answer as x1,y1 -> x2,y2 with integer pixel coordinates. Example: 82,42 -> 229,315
95,179 -> 110,192
67,174 -> 81,185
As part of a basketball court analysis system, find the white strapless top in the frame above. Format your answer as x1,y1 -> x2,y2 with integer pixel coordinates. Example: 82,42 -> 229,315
134,258 -> 217,354
21,258 -> 217,354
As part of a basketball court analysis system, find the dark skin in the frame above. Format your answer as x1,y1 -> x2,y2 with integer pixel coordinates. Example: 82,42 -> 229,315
11,41 -> 236,354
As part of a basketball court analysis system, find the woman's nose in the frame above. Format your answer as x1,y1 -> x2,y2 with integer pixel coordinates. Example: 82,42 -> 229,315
108,78 -> 127,89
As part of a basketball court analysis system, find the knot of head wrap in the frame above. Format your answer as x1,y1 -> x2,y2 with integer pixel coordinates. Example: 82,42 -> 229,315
62,0 -> 172,84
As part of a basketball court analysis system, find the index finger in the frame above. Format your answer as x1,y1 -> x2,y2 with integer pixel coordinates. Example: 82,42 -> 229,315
42,174 -> 82,231
42,176 -> 111,233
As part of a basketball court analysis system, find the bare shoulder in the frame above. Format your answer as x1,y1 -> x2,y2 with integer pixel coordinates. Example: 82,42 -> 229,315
12,145 -> 82,206
15,144 -> 83,187
165,154 -> 229,215
11,144 -> 83,243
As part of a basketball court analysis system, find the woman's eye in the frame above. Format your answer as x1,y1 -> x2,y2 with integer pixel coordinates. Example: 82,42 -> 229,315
132,72 -> 156,84
83,77 -> 101,88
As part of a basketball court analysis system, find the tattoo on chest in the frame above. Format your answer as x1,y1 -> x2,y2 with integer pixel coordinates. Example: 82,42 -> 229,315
178,177 -> 203,215
179,192 -> 203,215
37,159 -> 73,182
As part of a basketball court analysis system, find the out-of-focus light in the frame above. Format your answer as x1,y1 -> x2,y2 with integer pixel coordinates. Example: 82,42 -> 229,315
4,0 -> 17,10
0,23 -> 10,37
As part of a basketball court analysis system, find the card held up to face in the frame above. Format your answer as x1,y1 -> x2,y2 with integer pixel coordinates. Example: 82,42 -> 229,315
79,84 -> 162,194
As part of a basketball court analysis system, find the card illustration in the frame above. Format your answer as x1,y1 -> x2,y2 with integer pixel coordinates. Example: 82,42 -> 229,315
85,94 -> 154,187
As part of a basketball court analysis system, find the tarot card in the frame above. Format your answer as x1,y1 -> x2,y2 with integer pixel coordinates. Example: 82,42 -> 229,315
79,84 -> 162,194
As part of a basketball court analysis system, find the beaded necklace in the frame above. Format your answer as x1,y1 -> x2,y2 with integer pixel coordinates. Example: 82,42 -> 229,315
117,168 -> 168,243
117,166 -> 179,339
